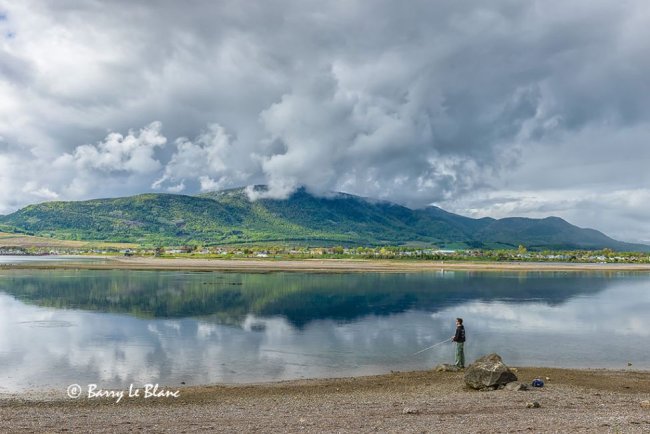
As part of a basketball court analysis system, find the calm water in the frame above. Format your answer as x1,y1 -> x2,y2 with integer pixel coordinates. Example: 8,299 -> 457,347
0,267 -> 649,393
0,255 -> 108,265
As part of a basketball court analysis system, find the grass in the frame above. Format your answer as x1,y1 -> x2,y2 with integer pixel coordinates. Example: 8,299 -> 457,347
0,232 -> 138,249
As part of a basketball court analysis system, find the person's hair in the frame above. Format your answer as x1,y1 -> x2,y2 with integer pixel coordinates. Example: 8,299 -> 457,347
456,318 -> 463,325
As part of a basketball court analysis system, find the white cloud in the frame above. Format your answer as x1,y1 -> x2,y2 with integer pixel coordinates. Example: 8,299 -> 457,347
56,122 -> 165,173
21,181 -> 58,200
198,176 -> 225,192
165,181 -> 185,194
152,123 -> 254,194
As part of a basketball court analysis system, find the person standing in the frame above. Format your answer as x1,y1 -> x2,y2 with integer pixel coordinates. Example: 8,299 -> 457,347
451,318 -> 465,368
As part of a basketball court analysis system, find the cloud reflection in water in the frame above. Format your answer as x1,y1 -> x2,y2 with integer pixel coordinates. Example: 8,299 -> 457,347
0,271 -> 649,393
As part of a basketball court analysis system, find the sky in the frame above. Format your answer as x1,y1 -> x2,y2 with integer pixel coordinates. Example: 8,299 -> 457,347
0,0 -> 649,243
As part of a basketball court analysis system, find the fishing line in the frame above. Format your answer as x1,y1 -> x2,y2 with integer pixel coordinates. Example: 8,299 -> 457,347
412,337 -> 452,356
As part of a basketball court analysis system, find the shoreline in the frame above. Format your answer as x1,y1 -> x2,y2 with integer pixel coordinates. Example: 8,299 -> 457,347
4,255 -> 650,273
4,366 -> 649,400
2,367 -> 649,432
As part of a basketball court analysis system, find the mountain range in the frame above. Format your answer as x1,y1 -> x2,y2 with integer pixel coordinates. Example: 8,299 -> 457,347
0,186 -> 647,251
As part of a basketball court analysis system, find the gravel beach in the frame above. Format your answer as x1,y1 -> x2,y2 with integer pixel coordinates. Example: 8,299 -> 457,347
2,368 -> 649,433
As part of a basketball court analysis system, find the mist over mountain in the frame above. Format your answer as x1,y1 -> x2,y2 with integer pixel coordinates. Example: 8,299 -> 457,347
0,187 -> 647,252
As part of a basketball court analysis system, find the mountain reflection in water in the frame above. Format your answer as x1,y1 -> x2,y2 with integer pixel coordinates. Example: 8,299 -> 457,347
0,270 -> 611,326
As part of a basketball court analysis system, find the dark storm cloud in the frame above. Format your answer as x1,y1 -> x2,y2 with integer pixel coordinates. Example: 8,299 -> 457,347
1,0 -> 649,241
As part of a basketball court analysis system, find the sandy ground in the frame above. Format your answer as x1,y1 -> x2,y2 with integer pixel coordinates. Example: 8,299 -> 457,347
7,255 -> 650,273
1,368 -> 649,433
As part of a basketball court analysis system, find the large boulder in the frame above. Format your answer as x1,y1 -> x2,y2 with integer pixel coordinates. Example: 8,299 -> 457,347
464,353 -> 518,390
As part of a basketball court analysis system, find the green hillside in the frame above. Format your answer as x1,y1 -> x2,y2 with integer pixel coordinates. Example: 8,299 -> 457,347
0,186 -> 647,251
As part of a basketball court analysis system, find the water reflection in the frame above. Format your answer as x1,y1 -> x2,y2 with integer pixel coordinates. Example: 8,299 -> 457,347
0,255 -> 108,265
0,270 -> 613,326
0,270 -> 648,392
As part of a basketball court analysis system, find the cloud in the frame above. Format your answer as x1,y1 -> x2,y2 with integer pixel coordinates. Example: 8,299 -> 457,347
0,0 -> 649,241
0,123 -> 167,212
56,122 -> 165,173
21,181 -> 59,200
152,123 -> 251,193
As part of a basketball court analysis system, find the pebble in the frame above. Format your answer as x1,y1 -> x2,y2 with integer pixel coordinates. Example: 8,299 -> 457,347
641,400 -> 650,408
526,401 -> 541,409
504,382 -> 528,391
403,407 -> 420,414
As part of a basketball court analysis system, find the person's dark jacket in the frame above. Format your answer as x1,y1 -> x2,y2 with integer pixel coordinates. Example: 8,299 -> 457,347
453,325 -> 465,343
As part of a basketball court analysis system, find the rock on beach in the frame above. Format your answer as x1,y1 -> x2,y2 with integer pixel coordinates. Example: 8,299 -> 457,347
464,353 -> 518,390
